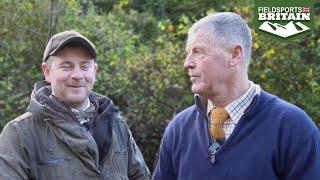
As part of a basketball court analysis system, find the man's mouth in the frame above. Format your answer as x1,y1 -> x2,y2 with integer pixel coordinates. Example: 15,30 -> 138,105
189,74 -> 200,81
188,70 -> 200,77
68,85 -> 84,88
189,74 -> 200,77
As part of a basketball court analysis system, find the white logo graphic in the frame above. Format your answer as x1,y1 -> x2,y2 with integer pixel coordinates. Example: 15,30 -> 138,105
259,21 -> 310,38
257,6 -> 311,38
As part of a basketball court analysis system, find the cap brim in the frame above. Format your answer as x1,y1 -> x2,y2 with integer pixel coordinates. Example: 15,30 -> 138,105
49,36 -> 96,59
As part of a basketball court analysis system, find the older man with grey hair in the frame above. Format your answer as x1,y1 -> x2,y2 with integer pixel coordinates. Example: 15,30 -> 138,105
153,12 -> 320,180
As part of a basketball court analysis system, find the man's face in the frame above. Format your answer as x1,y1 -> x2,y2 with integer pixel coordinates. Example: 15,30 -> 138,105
184,29 -> 232,98
42,46 -> 97,109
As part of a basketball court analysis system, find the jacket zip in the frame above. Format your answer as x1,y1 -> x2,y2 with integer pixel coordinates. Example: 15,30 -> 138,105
203,96 -> 258,163
97,115 -> 117,176
43,106 -> 103,177
69,103 -> 120,178
68,107 -> 103,177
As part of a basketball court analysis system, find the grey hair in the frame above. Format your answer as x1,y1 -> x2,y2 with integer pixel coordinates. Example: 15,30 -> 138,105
188,12 -> 252,69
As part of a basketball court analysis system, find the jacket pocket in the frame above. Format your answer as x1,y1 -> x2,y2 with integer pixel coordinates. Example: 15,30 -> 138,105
38,156 -> 71,166
105,122 -> 129,176
114,149 -> 128,155
37,156 -> 74,180
111,149 -> 128,174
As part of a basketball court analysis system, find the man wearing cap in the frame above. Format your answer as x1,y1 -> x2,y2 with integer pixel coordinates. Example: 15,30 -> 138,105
153,12 -> 320,179
0,30 -> 150,179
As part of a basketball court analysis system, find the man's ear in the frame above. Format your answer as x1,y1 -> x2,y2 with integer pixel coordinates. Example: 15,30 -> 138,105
229,45 -> 243,67
41,63 -> 51,82
94,63 -> 98,75
92,63 -> 98,84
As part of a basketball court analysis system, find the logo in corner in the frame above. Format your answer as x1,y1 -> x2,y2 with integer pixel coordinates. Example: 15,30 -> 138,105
254,0 -> 314,40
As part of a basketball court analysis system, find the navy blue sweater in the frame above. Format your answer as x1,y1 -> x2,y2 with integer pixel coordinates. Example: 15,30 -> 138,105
153,91 -> 320,180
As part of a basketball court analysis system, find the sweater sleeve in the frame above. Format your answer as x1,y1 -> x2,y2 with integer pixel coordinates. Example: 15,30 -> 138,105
153,126 -> 176,180
285,129 -> 320,180
0,122 -> 30,179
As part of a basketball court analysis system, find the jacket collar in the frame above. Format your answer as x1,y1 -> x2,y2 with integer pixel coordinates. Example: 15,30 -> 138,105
194,90 -> 277,121
27,81 -> 118,122
194,94 -> 208,116
27,81 -> 120,172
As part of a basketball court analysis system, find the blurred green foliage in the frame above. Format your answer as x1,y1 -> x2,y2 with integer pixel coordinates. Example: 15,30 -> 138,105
0,0 -> 319,171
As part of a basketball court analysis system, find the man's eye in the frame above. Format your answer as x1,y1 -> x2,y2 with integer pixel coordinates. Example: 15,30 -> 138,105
194,49 -> 203,55
81,66 -> 90,70
60,66 -> 72,70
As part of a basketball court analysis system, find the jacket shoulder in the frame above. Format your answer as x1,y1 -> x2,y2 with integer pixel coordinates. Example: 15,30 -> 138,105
2,112 -> 45,145
6,112 -> 35,129
161,105 -> 198,147
167,105 -> 198,131
274,97 -> 316,131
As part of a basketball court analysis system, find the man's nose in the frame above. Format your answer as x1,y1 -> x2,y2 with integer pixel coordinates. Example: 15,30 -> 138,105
70,67 -> 84,80
184,54 -> 196,70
